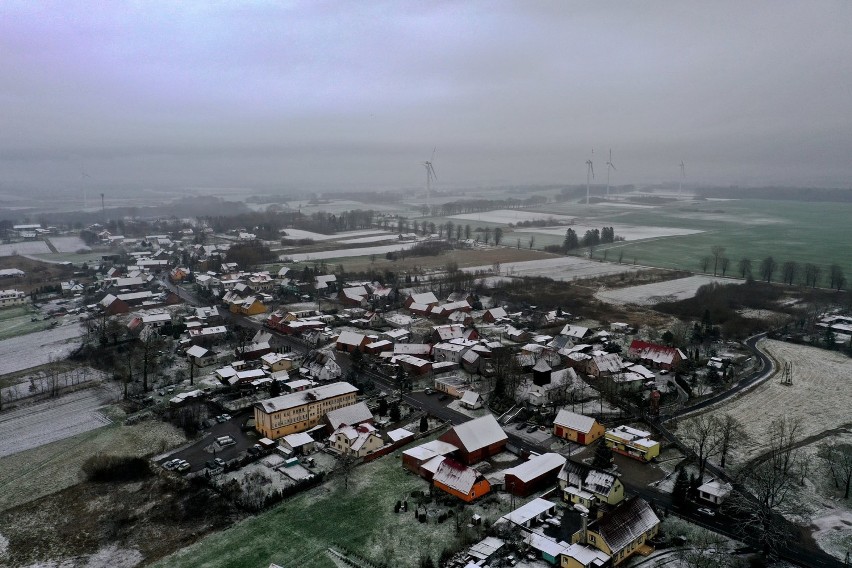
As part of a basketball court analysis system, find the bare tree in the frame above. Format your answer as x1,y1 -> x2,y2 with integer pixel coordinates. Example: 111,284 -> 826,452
717,414 -> 747,470
803,263 -> 821,288
768,416 -> 802,475
738,257 -> 752,279
680,414 -> 722,482
710,246 -> 726,276
829,263 -> 846,290
818,442 -> 852,499
719,256 -> 730,277
699,256 -> 711,273
780,261 -> 798,285
760,256 -> 777,283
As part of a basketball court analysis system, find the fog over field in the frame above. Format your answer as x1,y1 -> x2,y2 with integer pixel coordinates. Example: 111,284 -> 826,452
1,2 -> 851,199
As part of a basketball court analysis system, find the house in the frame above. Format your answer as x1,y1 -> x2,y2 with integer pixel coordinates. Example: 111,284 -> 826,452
553,410 -> 605,445
432,458 -> 490,502
459,390 -> 483,410
99,293 -> 130,315
439,414 -> 507,465
405,291 -> 439,309
433,342 -> 470,364
698,479 -> 732,506
324,401 -> 373,431
434,375 -> 468,398
587,353 -> 623,378
335,330 -> 369,353
525,532 -> 571,566
339,285 -> 369,306
558,461 -> 625,508
329,423 -> 384,457
604,425 -> 660,462
186,345 -> 216,367
261,352 -> 295,372
627,340 -> 685,371
0,289 -> 28,308
279,432 -> 316,456
482,306 -> 508,323
560,325 -> 590,340
560,543 -> 610,568
503,453 -> 567,497
232,295 -> 267,316
402,440 -> 458,477
305,350 -> 342,382
574,497 -> 660,565
431,324 -> 465,343
254,382 -> 359,439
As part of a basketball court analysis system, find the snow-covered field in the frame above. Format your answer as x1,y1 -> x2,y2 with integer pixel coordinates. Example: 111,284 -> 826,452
0,323 -> 83,375
513,223 -> 703,241
0,387 -> 114,458
281,229 -> 390,241
465,256 -> 639,281
336,233 -> 396,244
595,275 -> 731,306
0,241 -> 51,256
281,242 -> 416,262
702,340 -> 852,464
451,209 -> 576,224
47,235 -> 89,252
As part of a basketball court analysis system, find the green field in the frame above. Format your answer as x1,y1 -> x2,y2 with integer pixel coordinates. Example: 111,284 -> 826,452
0,305 -> 51,340
153,447 -> 514,568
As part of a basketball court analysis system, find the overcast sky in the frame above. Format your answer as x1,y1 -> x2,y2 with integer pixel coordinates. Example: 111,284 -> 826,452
2,1 -> 851,193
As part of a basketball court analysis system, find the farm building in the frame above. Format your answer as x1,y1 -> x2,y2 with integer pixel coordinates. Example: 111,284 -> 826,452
558,461 -> 625,508
502,453 -> 567,497
254,382 -> 358,439
439,414 -> 507,465
405,291 -> 439,309
627,340 -> 685,370
604,425 -> 660,462
553,410 -> 605,445
575,498 -> 660,565
402,440 -> 459,477
482,306 -> 508,323
432,458 -> 490,502
335,331 -> 369,353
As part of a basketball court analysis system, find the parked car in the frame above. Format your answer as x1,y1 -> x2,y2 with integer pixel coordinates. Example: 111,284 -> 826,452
423,388 -> 434,395
515,422 -> 527,431
213,457 -> 226,467
526,425 -> 538,433
175,460 -> 191,472
697,507 -> 716,516
220,413 -> 232,421
162,458 -> 181,470
438,394 -> 449,401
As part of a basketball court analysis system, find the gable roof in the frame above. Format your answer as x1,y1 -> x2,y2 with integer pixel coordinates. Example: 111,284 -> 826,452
592,498 -> 660,555
628,340 -> 685,365
256,382 -> 357,413
502,453 -> 566,483
448,414 -> 507,453
554,410 -> 598,434
410,291 -> 439,305
336,330 -> 366,347
433,458 -> 482,494
558,461 -> 619,497
325,401 -> 373,430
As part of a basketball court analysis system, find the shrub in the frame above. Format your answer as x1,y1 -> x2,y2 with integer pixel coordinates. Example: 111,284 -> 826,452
81,454 -> 151,482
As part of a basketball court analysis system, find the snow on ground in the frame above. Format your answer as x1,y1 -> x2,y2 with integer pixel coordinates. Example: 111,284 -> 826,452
0,386 -> 114,458
451,209 -> 577,224
19,545 -> 143,568
0,322 -> 83,375
513,222 -> 703,241
595,275 -> 730,306
281,228 -> 390,241
47,236 -> 89,253
281,242 -> 417,262
336,233 -> 396,244
0,241 -> 51,256
465,256 -> 639,281
701,340 -> 852,464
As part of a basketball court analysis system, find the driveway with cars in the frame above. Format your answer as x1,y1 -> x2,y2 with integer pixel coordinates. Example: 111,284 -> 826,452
157,408 -> 259,473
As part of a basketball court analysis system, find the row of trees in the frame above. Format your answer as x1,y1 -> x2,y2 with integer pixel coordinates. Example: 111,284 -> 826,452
562,226 -> 618,252
701,246 -> 846,289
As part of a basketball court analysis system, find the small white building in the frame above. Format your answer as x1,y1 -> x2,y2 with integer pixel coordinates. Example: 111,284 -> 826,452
698,479 -> 732,505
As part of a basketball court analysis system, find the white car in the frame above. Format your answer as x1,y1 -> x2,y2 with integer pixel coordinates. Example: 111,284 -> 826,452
697,507 -> 716,517
162,458 -> 181,470
176,460 -> 191,473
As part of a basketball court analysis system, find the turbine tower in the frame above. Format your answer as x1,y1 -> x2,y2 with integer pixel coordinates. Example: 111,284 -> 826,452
679,160 -> 685,199
422,147 -> 437,214
605,149 -> 616,199
585,157 -> 595,205
81,170 -> 90,209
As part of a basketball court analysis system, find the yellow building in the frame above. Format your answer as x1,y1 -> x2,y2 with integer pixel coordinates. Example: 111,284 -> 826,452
604,425 -> 660,462
558,461 -> 624,509
231,296 -> 267,316
553,410 -> 605,445
254,382 -> 358,439
569,498 -> 660,566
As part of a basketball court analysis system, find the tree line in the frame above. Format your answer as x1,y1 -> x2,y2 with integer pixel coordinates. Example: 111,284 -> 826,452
700,246 -> 846,290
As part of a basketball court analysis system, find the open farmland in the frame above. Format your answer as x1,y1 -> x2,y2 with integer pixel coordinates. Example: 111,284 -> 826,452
0,305 -> 51,340
514,222 -> 702,241
450,208 -> 577,224
695,339 -> 852,464
281,228 -> 391,241
0,322 -> 83,375
0,386 -> 114,458
153,443 -> 513,568
465,256 -> 640,281
0,241 -> 52,256
281,242 -> 416,262
594,275 -> 731,306
45,235 -> 89,253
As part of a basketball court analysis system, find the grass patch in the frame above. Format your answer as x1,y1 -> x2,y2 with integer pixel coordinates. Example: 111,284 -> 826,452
0,305 -> 51,340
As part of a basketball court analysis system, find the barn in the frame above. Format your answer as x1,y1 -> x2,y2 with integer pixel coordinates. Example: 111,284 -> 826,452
439,414 -> 507,465
553,409 -> 605,445
502,453 -> 567,497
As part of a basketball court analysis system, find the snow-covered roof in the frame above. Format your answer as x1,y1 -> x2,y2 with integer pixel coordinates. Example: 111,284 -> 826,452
561,324 -> 590,338
281,432 -> 314,448
402,440 -> 458,461
410,291 -> 439,305
186,345 -> 209,358
386,428 -> 414,443
325,401 -> 373,430
500,498 -> 556,526
467,537 -> 505,561
336,330 -> 366,346
433,459 -> 481,494
562,543 -> 610,567
460,390 -> 482,405
554,410 -> 598,434
448,414 -> 507,452
698,479 -> 732,498
502,453 -> 566,483
524,532 -> 570,558
256,382 -> 357,413
593,498 -> 660,555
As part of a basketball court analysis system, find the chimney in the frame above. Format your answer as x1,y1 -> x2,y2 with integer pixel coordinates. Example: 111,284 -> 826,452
580,512 -> 588,544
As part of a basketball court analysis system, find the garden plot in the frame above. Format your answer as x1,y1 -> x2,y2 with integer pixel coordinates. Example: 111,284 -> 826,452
595,275 -> 730,306
282,242 -> 416,262
0,386 -> 114,458
451,209 -> 576,224
0,241 -> 51,256
700,340 -> 852,464
464,256 -> 639,281
513,223 -> 703,241
0,322 -> 83,375
281,229 -> 390,241
46,235 -> 89,252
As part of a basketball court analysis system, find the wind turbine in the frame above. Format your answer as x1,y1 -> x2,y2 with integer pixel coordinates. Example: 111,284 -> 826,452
422,147 -> 437,214
585,157 -> 595,205
679,160 -> 685,199
605,149 -> 616,199
81,170 -> 90,209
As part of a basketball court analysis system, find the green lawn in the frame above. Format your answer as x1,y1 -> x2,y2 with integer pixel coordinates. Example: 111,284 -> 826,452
153,448 -> 513,568
0,305 -> 51,340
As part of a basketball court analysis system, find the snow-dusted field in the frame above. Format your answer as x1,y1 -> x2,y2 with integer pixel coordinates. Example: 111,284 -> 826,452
47,235 -> 89,252
281,242 -> 416,262
281,229 -> 390,241
451,209 -> 576,224
465,256 -> 639,281
336,233 -> 396,244
702,340 -> 852,464
0,241 -> 51,256
595,275 -> 730,306
0,387 -> 113,458
513,223 -> 703,241
0,323 -> 83,375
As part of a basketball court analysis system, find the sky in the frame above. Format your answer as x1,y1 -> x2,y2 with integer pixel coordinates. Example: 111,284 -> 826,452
1,1 -> 851,193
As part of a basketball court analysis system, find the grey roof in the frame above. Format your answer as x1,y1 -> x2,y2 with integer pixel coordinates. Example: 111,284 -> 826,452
553,409 -> 598,434
325,401 -> 373,430
449,414 -> 507,453
256,382 -> 357,413
502,453 -> 566,483
593,498 -> 660,555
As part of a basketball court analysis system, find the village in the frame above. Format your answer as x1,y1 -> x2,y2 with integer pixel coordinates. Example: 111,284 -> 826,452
0,212 -> 851,568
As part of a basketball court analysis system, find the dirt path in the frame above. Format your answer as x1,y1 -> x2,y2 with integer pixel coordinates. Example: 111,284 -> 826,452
43,237 -> 59,253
